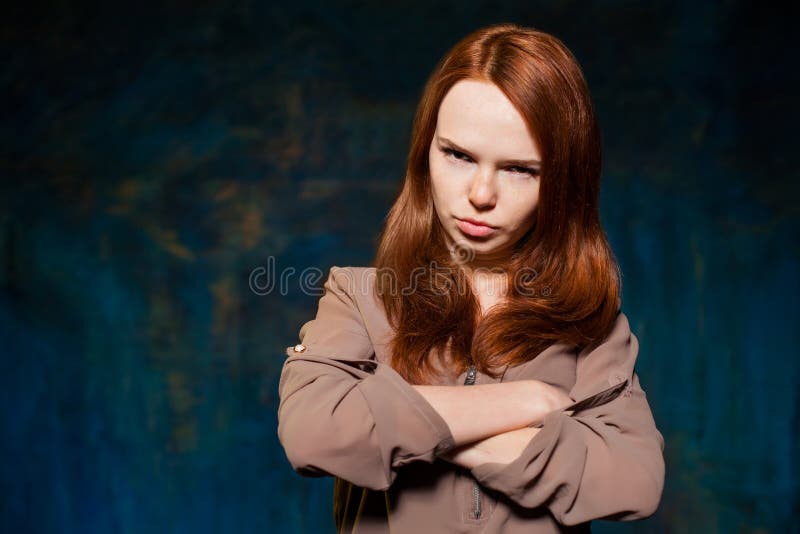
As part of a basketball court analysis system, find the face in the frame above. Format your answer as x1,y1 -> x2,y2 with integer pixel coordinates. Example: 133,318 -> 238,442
428,79 -> 542,269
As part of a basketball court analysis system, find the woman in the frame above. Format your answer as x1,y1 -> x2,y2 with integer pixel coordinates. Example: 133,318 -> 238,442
277,23 -> 665,533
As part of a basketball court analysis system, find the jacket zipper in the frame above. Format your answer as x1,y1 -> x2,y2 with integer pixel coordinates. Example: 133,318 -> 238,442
463,364 -> 482,519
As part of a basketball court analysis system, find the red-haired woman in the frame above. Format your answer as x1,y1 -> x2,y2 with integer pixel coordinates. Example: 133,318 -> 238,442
278,23 -> 665,533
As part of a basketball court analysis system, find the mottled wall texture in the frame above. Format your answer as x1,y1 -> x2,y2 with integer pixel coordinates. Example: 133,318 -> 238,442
1,1 -> 796,533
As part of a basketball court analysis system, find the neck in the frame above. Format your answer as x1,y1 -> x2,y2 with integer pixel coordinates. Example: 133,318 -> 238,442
463,264 -> 508,297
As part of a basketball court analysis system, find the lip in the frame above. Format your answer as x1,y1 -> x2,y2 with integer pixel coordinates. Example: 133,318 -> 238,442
456,217 -> 497,237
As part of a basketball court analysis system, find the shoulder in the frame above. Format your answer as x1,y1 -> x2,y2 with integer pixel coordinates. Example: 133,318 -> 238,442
610,309 -> 633,342
579,309 -> 634,357
324,266 -> 383,319
325,266 -> 392,355
326,266 -> 378,299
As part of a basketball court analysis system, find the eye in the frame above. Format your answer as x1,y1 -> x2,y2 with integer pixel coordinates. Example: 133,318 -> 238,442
507,165 -> 540,176
441,147 -> 472,162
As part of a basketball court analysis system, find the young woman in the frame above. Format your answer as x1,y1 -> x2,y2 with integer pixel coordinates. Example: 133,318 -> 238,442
277,23 -> 665,533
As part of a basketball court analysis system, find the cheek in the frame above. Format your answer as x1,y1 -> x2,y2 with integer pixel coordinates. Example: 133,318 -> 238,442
429,158 -> 456,205
429,150 -> 450,179
505,186 -> 540,227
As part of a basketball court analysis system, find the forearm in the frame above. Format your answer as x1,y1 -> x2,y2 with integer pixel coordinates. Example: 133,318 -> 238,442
443,426 -> 543,469
411,381 -> 545,446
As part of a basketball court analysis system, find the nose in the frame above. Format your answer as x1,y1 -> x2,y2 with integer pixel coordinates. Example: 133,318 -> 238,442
468,167 -> 497,209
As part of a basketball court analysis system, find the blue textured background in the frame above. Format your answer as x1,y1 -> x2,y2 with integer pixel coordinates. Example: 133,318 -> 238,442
2,1 -> 797,532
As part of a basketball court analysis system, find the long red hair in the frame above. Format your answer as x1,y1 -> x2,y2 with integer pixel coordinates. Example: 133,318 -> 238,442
372,23 -> 622,385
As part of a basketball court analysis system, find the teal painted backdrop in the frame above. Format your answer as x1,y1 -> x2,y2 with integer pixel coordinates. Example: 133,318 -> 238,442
2,1 -> 797,532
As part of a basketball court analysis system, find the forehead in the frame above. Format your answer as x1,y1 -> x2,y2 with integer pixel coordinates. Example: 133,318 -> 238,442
436,79 -> 540,158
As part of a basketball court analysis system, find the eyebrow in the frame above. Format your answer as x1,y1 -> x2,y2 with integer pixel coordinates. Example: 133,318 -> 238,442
436,135 -> 541,166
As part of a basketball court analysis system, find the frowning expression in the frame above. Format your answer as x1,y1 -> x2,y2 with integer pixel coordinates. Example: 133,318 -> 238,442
428,79 -> 542,266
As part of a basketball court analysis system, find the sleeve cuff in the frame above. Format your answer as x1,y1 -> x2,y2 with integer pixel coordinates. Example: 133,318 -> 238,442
359,362 -> 457,459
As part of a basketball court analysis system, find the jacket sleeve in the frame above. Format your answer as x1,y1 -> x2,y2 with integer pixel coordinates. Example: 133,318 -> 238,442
276,266 -> 457,491
469,311 -> 666,525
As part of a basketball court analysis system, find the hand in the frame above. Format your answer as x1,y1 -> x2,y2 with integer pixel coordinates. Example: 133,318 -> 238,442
519,380 -> 575,426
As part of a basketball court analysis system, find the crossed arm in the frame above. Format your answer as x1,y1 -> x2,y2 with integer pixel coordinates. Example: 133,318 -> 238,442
411,380 -> 571,469
279,267 -> 665,522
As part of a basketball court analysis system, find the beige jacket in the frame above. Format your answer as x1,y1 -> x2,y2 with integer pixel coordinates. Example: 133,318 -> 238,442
277,266 -> 665,533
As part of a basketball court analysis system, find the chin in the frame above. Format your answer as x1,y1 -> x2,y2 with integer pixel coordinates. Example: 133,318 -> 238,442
448,234 -> 502,256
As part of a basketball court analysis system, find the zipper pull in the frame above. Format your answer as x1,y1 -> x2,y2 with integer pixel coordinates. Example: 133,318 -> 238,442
464,364 -> 477,385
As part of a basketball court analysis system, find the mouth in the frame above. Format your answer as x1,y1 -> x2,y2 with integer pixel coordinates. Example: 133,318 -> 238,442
455,217 -> 497,238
